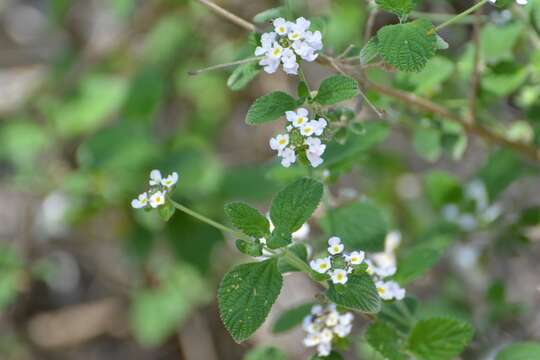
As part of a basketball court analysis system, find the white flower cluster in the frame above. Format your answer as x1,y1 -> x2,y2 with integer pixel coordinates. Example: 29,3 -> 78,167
310,236 -> 365,285
131,170 -> 178,209
255,17 -> 322,75
310,233 -> 406,301
488,0 -> 527,5
442,180 -> 501,232
366,231 -> 406,301
269,108 -> 328,168
303,303 -> 353,357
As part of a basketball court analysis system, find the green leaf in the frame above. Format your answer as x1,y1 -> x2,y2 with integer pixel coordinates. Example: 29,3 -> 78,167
277,243 -> 308,273
360,38 -> 379,65
158,202 -> 176,221
365,322 -> 406,360
326,273 -> 381,313
424,171 -> 462,209
379,297 -> 418,334
375,0 -> 417,18
267,228 -> 293,249
313,75 -> 359,105
320,201 -> 388,252
376,19 -> 436,72
477,149 -> 528,201
480,23 -> 524,64
227,62 -> 260,91
252,7 -> 286,23
393,236 -> 453,285
235,239 -> 264,257
225,202 -> 270,238
244,346 -> 287,360
246,91 -> 297,124
407,318 -> 474,360
496,342 -> 540,360
413,127 -> 442,162
272,302 -> 314,333
218,259 -> 283,343
270,177 -> 323,236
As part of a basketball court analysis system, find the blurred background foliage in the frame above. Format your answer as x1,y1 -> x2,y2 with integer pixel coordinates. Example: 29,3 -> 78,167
0,0 -> 539,359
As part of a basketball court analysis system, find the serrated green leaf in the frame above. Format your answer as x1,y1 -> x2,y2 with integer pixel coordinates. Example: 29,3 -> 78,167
365,322 -> 406,360
244,346 -> 287,360
267,228 -> 292,249
272,302 -> 314,333
218,259 -> 283,343
360,38 -> 379,65
377,19 -> 436,72
496,342 -> 540,360
246,91 -> 297,124
270,177 -> 323,236
407,318 -> 474,360
375,0 -> 417,17
225,201 -> 270,238
227,62 -> 260,91
326,273 -> 381,313
313,75 -> 359,105
320,201 -> 388,252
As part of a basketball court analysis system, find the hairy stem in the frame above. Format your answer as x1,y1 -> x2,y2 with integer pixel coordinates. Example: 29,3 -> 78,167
188,56 -> 263,75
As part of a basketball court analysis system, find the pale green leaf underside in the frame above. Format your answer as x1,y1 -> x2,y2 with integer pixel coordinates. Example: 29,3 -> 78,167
218,259 -> 283,343
377,19 -> 436,72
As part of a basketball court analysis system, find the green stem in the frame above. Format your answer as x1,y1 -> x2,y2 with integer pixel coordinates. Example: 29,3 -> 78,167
299,66 -> 311,93
430,0 -> 488,34
411,10 -> 485,24
283,249 -> 329,289
170,199 -> 248,240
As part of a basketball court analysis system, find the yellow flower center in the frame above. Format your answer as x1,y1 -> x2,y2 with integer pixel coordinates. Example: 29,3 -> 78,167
278,26 -> 285,33
156,197 -> 161,202
272,48 -> 282,56
320,263 -> 328,269
378,287 -> 385,294
337,273 -> 344,281
279,139 -> 286,145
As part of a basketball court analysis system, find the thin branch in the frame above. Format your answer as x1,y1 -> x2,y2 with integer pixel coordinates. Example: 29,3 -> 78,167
363,6 -> 378,43
188,56 -> 262,75
468,10 -> 482,124
196,0 -> 540,163
195,0 -> 256,32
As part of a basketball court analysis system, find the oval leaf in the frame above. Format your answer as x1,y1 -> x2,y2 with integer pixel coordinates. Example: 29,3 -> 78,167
218,259 -> 283,343
313,75 -> 359,105
326,273 -> 381,313
246,91 -> 297,124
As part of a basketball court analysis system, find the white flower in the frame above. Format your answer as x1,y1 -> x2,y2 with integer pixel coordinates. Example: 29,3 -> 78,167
376,280 -> 406,300
334,323 -> 352,337
385,231 -> 401,254
149,191 -> 166,208
303,333 -> 320,347
280,147 -> 296,167
149,169 -> 162,186
273,18 -> 289,35
286,108 -> 309,128
312,118 -> 327,136
131,192 -> 148,209
320,328 -> 333,343
330,268 -> 348,284
345,251 -> 365,265
254,32 -> 276,56
311,305 -> 323,316
300,123 -> 315,137
488,0 -> 527,4
256,17 -> 323,75
325,311 -> 339,327
317,342 -> 332,357
310,257 -> 332,273
305,137 -> 326,168
259,56 -> 280,74
269,133 -> 289,152
161,172 -> 178,188
328,236 -> 344,255
339,312 -> 354,325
